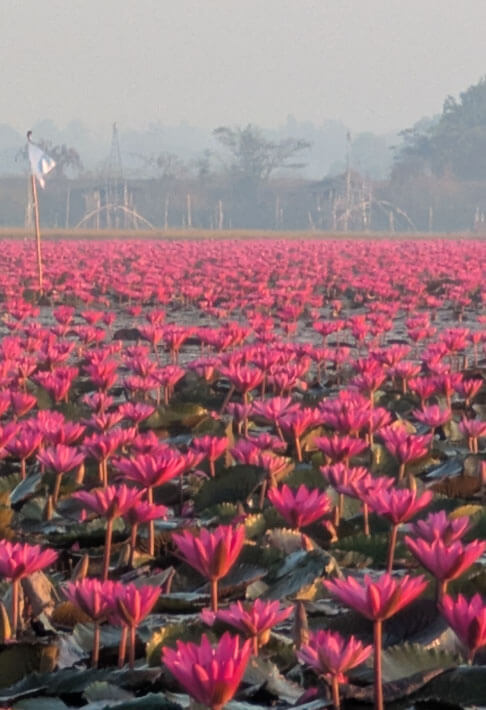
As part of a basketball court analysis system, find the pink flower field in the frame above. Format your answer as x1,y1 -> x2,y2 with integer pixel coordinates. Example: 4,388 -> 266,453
0,236 -> 486,709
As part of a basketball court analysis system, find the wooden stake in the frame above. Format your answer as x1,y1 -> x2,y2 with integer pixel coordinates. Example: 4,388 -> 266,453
31,173 -> 43,295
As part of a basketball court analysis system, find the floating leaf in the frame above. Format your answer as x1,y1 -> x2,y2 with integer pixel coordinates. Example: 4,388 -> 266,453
0,641 -> 59,689
263,549 -> 337,600
417,665 -> 486,705
146,620 -> 205,666
332,532 -> 390,567
355,642 -> 462,684
83,680 -> 134,703
13,699 -> 69,710
194,465 -> 264,511
244,655 -> 303,703
10,473 -> 42,506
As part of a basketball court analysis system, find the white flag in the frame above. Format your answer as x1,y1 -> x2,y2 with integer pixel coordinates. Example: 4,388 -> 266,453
28,141 -> 56,189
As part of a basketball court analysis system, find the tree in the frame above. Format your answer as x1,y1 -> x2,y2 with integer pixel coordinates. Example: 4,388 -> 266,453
214,124 -> 309,183
38,141 -> 83,179
393,77 -> 486,181
213,124 -> 310,227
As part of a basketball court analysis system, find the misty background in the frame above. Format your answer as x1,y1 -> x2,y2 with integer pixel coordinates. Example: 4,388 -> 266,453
2,0 -> 486,232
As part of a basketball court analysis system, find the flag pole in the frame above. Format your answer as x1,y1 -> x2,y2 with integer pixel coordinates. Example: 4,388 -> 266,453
27,131 -> 44,296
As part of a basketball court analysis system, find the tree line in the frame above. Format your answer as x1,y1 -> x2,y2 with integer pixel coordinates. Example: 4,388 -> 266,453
3,78 -> 486,232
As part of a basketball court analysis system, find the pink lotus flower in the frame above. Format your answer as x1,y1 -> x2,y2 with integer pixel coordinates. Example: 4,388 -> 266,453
10,391 -> 37,417
223,363 -> 264,403
156,364 -> 186,404
325,572 -> 427,710
82,429 -> 124,485
408,376 -> 441,407
5,426 -> 43,479
73,485 -> 143,579
36,411 -> 85,446
37,444 -> 85,504
315,434 -> 368,463
298,629 -> 372,708
268,484 -> 331,530
439,593 -> 486,662
230,439 -> 261,466
172,525 -> 245,611
412,404 -> 451,432
114,583 -> 160,667
458,417 -> 486,453
118,401 -> 155,426
190,436 -> 229,478
366,488 -> 433,572
411,510 -> 470,544
0,421 -> 18,450
0,541 -> 58,636
113,450 -> 185,555
325,572 -> 427,622
366,488 -> 433,526
113,450 -> 186,489
404,536 -> 486,601
378,425 -> 431,481
122,501 -> 168,566
455,377 -> 483,405
64,578 -> 114,667
201,599 -> 293,654
162,632 -> 252,710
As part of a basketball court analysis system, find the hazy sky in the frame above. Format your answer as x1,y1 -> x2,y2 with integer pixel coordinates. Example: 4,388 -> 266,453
2,0 -> 486,136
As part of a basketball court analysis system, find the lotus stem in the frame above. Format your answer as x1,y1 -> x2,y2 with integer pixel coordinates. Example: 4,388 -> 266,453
11,579 -> 19,638
258,478 -> 268,511
92,621 -> 100,668
386,524 -> 398,574
52,471 -> 63,505
102,516 -> 114,581
210,578 -> 218,612
331,674 -> 341,710
338,492 -> 344,517
436,579 -> 447,605
146,487 -> 155,557
129,624 -> 136,668
252,635 -> 259,656
129,524 -> 138,567
295,434 -> 302,463
363,501 -> 370,537
398,462 -> 405,481
374,619 -> 383,710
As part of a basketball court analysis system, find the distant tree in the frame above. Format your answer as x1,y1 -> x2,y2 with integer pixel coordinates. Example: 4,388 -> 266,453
38,141 -> 83,179
213,124 -> 310,226
17,139 -> 83,179
214,124 -> 309,184
393,77 -> 486,181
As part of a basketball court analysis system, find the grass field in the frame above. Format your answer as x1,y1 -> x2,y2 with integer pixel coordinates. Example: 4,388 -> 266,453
0,226 -> 482,241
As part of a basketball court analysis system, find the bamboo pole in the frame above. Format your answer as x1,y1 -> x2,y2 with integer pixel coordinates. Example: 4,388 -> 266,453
30,173 -> 43,295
